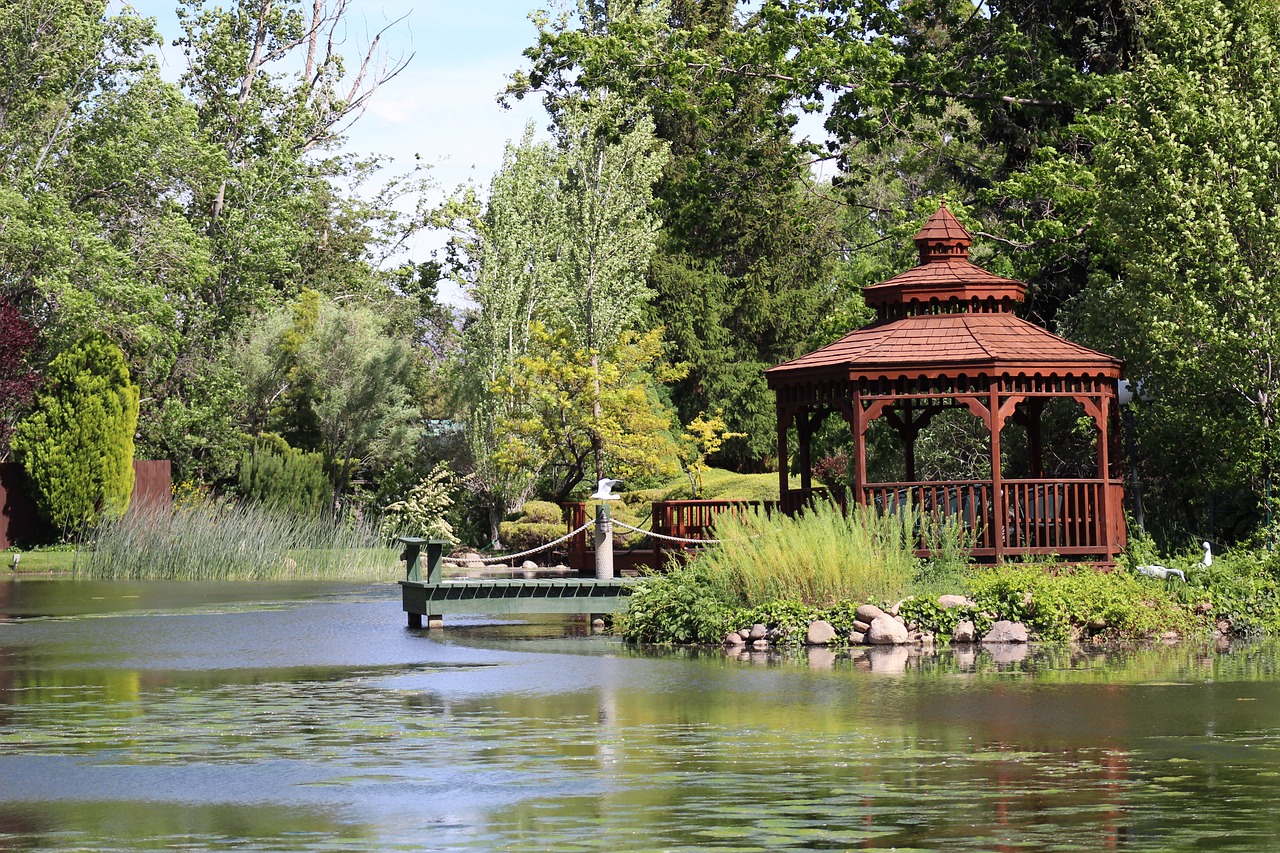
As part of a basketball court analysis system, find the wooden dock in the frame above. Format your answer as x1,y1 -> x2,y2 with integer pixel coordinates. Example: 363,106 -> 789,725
395,536 -> 636,628
399,576 -> 636,628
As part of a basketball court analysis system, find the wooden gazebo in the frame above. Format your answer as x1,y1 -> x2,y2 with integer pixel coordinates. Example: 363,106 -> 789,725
766,206 -> 1127,562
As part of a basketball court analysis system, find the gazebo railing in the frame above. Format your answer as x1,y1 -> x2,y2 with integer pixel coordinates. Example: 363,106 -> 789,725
784,478 -> 1125,559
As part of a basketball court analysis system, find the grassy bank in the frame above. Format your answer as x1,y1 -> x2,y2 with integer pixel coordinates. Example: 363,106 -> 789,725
616,504 -> 1274,646
2,550 -> 80,574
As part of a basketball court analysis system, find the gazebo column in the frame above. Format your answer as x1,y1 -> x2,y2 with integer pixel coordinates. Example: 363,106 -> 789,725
989,381 -> 1005,560
797,410 -> 826,495
1077,392 -> 1121,561
1026,398 -> 1045,478
1096,394 -> 1115,561
777,406 -> 795,511
851,389 -> 867,507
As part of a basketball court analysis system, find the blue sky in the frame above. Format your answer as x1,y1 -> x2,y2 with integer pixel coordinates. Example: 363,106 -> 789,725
120,0 -> 556,295
123,0 -> 553,195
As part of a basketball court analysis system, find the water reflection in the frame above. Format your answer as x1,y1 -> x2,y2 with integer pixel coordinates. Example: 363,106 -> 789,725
2,579 -> 1280,850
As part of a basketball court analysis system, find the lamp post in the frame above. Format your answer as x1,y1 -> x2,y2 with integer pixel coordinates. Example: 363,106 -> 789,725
1118,379 -> 1147,532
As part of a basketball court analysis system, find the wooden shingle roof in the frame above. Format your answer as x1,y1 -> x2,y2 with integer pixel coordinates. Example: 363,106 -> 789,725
767,206 -> 1122,384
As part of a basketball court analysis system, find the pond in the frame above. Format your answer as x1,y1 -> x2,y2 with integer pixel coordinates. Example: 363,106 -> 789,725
2,578 -> 1279,851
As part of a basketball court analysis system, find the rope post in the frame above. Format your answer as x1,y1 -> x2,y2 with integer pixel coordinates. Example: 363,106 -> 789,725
594,502 -> 614,580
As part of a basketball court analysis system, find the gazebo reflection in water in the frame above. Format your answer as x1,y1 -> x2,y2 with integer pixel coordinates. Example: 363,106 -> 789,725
766,206 -> 1128,564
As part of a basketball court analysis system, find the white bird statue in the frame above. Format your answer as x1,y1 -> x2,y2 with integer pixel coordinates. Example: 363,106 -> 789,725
1136,564 -> 1186,582
590,478 -> 624,500
1137,541 -> 1212,582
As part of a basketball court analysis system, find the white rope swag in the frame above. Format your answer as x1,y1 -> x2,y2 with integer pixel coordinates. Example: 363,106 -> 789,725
440,516 -> 736,567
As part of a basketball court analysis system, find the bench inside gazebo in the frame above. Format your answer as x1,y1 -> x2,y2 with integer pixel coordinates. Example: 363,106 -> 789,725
766,206 -> 1128,563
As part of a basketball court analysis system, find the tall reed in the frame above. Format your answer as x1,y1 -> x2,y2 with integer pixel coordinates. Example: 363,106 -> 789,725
692,501 -> 924,608
83,500 -> 395,581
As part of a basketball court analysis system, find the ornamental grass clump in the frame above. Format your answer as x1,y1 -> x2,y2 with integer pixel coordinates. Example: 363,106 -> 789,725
85,500 -> 392,581
690,501 -> 920,609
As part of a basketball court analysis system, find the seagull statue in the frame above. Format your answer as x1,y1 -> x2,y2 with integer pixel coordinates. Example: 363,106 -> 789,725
590,478 -> 624,500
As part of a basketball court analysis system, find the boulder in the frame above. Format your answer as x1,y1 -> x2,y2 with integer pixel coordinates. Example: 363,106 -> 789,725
849,631 -> 866,645
521,560 -> 538,570
952,619 -> 977,644
852,619 -> 872,634
856,604 -> 888,623
724,632 -> 746,647
751,638 -> 770,651
867,615 -> 910,645
937,594 -> 976,610
982,620 -> 1029,644
749,623 -> 768,641
806,620 -> 838,645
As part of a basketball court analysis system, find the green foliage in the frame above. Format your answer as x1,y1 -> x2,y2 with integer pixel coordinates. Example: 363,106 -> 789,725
1069,0 -> 1280,535
13,332 -> 139,538
510,2 -> 855,467
493,324 -> 681,501
1185,549 -> 1280,637
613,561 -> 739,644
85,499 -> 388,581
896,598 -> 980,645
237,434 -> 331,517
677,412 -> 746,498
691,501 -> 920,609
965,566 -> 1194,643
627,467 -> 784,503
497,500 -> 565,552
379,463 -> 457,544
239,291 -> 421,505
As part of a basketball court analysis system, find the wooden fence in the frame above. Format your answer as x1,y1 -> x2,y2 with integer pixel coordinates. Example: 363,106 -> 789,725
0,460 -> 171,549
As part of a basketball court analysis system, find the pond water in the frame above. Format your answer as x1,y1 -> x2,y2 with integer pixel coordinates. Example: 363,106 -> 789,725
2,579 -> 1280,851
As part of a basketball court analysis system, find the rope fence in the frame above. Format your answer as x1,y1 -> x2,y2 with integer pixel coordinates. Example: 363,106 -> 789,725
443,520 -> 595,566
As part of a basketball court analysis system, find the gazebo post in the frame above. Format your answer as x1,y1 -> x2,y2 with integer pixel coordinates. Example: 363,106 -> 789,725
852,389 -> 868,508
989,380 -> 1005,560
1096,394 -> 1114,562
777,407 -> 792,512
1027,398 -> 1044,479
798,411 -> 814,494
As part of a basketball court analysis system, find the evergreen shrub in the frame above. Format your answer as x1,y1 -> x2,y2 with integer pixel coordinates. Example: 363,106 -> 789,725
12,331 -> 139,538
237,434 -> 331,517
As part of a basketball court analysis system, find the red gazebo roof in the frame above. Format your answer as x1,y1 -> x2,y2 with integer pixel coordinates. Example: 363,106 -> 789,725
767,205 -> 1122,383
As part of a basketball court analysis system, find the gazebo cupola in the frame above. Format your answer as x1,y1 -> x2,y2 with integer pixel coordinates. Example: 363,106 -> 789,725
766,205 -> 1128,562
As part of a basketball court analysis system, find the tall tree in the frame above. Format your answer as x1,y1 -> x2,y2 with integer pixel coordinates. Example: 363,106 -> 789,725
1070,0 -> 1280,537
510,0 -> 855,467
240,290 -> 421,508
